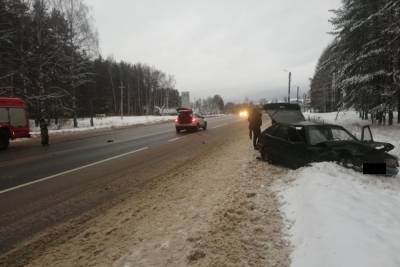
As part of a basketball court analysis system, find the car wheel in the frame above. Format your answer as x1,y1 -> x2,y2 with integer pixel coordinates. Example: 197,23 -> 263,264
0,129 -> 10,150
203,122 -> 207,130
261,146 -> 271,163
195,124 -> 200,131
176,127 -> 181,133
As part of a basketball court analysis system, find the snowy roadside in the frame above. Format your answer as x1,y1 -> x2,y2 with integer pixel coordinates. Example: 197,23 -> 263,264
26,122 -> 289,267
28,116 -> 176,136
25,114 -> 229,137
276,111 -> 400,267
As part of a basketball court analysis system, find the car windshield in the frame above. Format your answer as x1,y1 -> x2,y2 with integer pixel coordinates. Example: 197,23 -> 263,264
308,126 -> 357,145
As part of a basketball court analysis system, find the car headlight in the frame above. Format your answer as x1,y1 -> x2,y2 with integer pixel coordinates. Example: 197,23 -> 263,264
239,110 -> 248,118
386,158 -> 399,167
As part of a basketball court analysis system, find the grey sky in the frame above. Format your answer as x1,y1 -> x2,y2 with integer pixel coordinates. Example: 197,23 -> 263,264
86,0 -> 341,102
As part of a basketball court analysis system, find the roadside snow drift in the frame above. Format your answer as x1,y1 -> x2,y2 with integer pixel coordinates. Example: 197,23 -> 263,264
277,163 -> 400,267
28,114 -> 228,135
29,116 -> 176,135
276,111 -> 400,267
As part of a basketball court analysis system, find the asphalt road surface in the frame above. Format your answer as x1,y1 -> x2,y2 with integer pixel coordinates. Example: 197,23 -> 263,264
0,115 -> 245,263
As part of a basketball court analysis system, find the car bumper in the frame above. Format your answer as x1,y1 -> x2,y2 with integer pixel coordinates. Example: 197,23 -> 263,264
176,123 -> 197,128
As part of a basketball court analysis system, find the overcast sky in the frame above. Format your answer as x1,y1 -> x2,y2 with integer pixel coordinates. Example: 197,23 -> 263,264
85,0 -> 342,102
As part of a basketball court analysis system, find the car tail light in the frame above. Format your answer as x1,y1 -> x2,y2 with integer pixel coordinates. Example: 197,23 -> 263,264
175,118 -> 178,123
192,117 -> 197,122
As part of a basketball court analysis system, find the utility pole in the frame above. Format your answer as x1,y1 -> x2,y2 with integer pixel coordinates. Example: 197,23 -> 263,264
90,99 -> 94,127
332,72 -> 336,110
297,86 -> 300,103
127,84 -> 130,116
119,82 -> 125,120
137,79 -> 141,114
166,89 -> 169,110
10,75 -> 15,96
288,72 -> 291,103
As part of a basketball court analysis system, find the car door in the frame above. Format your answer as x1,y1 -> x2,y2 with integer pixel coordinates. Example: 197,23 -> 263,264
361,125 -> 394,152
260,124 -> 277,159
266,125 -> 291,164
286,126 -> 308,168
361,125 -> 373,143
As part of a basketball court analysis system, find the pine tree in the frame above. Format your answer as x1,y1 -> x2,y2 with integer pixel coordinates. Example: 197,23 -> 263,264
312,0 -> 400,122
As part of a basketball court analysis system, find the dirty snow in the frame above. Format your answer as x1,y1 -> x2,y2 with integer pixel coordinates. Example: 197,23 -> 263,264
277,110 -> 400,267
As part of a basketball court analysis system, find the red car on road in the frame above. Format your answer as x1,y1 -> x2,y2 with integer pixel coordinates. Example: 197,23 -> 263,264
0,97 -> 30,150
175,108 -> 207,133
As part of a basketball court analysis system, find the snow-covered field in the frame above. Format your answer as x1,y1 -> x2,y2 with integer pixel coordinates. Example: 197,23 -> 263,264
29,116 -> 176,135
276,110 -> 400,267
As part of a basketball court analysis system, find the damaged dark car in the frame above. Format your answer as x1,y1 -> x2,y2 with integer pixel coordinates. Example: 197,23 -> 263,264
258,103 -> 399,176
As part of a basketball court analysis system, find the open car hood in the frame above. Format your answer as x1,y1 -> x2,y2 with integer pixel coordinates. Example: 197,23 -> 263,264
263,103 -> 305,124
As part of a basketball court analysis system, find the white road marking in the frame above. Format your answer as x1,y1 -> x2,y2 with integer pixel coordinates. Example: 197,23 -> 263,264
211,123 -> 228,129
0,147 -> 149,195
2,130 -> 172,169
168,137 -> 183,142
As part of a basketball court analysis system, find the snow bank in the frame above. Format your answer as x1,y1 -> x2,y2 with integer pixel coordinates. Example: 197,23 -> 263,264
29,116 -> 176,135
277,163 -> 400,267
304,110 -> 369,127
277,110 -> 400,267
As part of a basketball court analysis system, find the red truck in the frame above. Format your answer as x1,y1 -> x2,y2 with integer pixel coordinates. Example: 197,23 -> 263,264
0,97 -> 30,150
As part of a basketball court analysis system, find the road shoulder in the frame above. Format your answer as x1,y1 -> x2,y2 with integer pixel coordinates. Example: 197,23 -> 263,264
26,127 -> 290,267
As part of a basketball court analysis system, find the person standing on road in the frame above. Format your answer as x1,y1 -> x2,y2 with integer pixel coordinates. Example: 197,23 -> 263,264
248,108 -> 253,140
40,118 -> 49,146
248,107 -> 262,149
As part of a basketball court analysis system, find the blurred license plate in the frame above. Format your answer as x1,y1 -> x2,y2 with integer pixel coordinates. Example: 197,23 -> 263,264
363,163 -> 386,175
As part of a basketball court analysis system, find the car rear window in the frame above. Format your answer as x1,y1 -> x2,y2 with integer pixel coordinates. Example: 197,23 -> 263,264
178,111 -> 192,117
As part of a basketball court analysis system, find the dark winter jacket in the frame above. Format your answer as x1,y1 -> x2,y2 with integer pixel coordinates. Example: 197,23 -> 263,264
248,109 -> 262,130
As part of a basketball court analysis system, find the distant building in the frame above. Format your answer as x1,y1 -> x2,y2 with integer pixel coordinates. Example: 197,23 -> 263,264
181,91 -> 190,108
